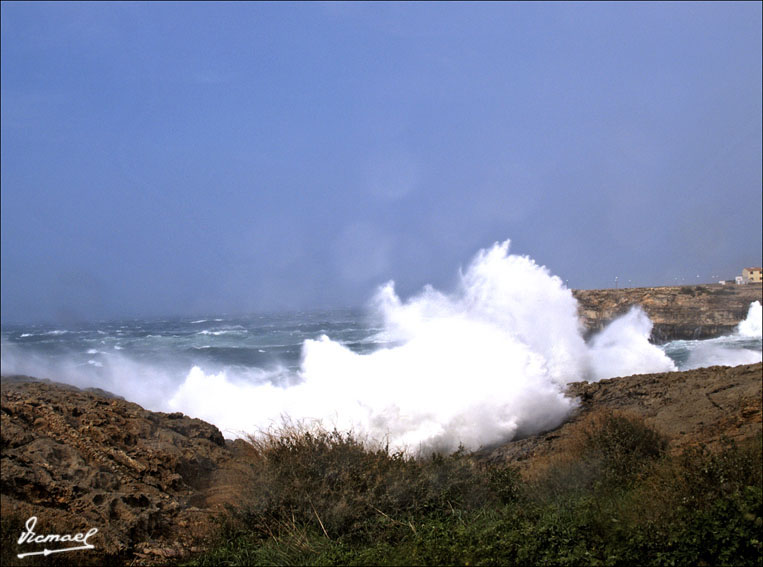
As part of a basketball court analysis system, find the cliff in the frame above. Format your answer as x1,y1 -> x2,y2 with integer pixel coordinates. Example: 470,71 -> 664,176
573,283 -> 762,341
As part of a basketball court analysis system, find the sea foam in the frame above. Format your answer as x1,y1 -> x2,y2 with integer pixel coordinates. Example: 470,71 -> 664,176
737,300 -> 762,338
167,240 -> 675,451
7,240 -> 754,453
679,300 -> 763,370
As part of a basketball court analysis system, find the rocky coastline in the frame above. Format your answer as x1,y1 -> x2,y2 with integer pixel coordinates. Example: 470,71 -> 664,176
3,361 -> 762,564
1,375 -> 257,564
2,285 -> 762,564
573,282 -> 762,341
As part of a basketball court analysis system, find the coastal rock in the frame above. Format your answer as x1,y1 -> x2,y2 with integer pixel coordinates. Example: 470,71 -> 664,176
481,362 -> 763,469
0,376 -> 254,564
573,283 -> 762,341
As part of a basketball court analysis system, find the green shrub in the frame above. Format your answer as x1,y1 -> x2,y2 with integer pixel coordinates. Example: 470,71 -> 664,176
581,411 -> 668,486
487,464 -> 522,504
186,424 -> 762,566
615,435 -> 763,566
233,426 -> 497,542
673,436 -> 763,506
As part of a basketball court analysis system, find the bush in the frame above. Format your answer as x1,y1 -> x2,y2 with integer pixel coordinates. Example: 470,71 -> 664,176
616,435 -> 763,566
581,411 -> 668,486
187,422 -> 762,566
525,410 -> 668,503
674,436 -> 762,505
487,464 -> 522,504
234,425 -> 497,542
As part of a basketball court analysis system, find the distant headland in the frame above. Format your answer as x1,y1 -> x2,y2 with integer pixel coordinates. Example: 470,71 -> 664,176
573,282 -> 762,342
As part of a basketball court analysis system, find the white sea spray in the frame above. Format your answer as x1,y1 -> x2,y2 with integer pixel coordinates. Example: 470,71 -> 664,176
167,240 -> 674,451
5,241 -> 758,453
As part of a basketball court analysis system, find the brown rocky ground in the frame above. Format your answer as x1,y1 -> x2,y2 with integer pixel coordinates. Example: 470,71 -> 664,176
573,283 -> 762,341
0,376 -> 257,565
2,362 -> 762,565
479,362 -> 762,473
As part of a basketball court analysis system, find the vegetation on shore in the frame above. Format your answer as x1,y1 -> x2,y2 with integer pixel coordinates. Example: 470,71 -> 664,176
187,411 -> 762,566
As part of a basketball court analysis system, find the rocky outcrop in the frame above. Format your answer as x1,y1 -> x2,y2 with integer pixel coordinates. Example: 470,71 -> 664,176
481,362 -> 763,469
0,375 -> 255,565
573,283 -> 762,341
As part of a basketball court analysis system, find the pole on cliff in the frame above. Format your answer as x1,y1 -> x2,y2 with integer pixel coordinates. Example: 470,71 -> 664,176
615,276 -> 619,291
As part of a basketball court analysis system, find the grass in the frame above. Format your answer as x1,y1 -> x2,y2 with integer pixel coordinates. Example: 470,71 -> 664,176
185,412 -> 762,566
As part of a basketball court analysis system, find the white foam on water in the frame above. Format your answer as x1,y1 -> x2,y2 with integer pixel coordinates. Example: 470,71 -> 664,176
737,300 -> 762,338
678,300 -> 763,369
5,241 -> 755,454
683,342 -> 761,369
588,306 -> 675,380
167,241 -> 674,452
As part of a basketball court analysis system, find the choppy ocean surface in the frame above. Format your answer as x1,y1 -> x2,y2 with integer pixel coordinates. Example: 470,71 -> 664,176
1,243 -> 761,451
2,308 -> 760,380
1,309 -> 377,381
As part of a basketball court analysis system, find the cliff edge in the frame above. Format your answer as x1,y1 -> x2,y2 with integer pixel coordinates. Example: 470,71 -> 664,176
573,283 -> 762,341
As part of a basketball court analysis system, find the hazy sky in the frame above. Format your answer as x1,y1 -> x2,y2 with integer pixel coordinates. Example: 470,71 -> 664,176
2,2 -> 761,323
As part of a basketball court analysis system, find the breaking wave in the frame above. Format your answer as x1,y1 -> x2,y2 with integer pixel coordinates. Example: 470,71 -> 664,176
2,241 -> 759,453
168,241 -> 674,451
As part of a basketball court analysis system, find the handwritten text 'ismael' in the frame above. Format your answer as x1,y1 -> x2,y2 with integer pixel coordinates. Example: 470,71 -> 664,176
17,516 -> 98,559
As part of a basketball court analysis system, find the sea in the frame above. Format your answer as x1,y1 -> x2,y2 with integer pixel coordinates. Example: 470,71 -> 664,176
0,308 -> 377,388
1,242 -> 761,452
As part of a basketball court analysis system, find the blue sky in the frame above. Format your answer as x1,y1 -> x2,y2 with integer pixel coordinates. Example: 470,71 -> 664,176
2,1 -> 761,323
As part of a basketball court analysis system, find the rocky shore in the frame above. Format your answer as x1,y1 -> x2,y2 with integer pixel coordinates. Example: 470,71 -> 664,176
2,362 -> 761,564
481,362 -> 762,469
573,282 -> 762,341
1,376 -> 257,565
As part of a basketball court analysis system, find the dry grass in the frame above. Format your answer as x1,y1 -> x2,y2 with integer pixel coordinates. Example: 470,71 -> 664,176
190,415 -> 762,567
227,422 -> 497,541
522,409 -> 668,502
